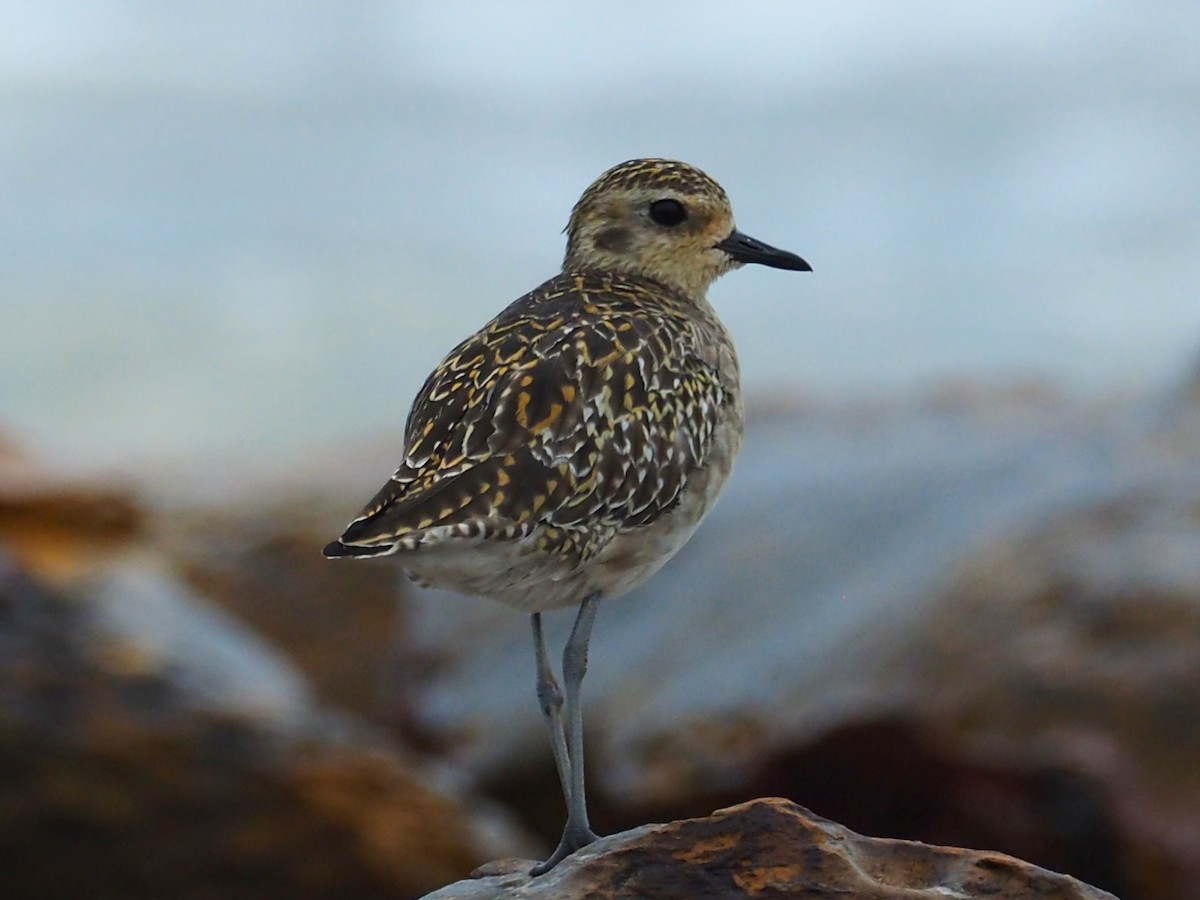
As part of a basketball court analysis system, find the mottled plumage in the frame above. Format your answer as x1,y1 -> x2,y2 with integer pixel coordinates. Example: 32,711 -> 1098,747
332,269 -> 737,606
324,158 -> 809,872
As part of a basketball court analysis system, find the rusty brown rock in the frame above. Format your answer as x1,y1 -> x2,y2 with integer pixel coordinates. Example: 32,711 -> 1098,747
0,550 -> 530,899
422,798 -> 1117,899
162,502 -> 407,723
901,491 -> 1200,899
400,397 -> 1199,897
0,434 -> 410,728
0,438 -> 142,578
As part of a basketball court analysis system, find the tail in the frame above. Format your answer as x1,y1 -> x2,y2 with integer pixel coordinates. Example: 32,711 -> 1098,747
322,539 -> 396,559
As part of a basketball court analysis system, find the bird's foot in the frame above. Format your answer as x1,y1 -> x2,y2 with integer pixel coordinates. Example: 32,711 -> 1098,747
528,825 -> 600,876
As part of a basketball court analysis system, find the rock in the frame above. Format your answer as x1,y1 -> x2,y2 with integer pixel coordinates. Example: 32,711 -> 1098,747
161,501 -> 410,724
899,487 -> 1200,898
410,396 -> 1113,780
1169,349 -> 1200,414
0,546 -> 532,899
421,798 -> 1117,899
0,437 -> 142,579
400,395 -> 1199,897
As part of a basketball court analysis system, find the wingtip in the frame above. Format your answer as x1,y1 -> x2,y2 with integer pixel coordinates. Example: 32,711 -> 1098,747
323,538 -> 394,559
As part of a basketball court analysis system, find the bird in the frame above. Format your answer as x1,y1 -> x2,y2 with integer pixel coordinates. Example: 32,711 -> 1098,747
323,158 -> 809,874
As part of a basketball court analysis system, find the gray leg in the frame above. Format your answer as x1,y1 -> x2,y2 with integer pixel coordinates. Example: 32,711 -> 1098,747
562,593 -> 600,840
530,593 -> 601,875
531,613 -> 572,807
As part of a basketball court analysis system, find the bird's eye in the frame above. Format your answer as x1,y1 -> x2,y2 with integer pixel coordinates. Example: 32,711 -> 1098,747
649,198 -> 687,227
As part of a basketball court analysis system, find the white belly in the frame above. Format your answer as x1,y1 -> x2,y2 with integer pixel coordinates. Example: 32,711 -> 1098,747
397,415 -> 743,613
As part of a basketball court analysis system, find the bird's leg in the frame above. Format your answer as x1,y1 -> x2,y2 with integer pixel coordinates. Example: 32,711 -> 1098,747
531,612 -> 572,810
530,593 -> 601,875
562,593 -> 601,843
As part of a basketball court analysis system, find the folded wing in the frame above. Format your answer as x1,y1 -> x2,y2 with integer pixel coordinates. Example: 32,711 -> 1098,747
326,276 -> 731,563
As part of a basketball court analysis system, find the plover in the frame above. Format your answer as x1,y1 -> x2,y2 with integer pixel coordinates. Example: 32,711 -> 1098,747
324,158 -> 809,873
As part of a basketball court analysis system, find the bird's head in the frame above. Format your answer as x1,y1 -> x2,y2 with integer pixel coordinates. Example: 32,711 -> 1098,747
564,158 -> 809,298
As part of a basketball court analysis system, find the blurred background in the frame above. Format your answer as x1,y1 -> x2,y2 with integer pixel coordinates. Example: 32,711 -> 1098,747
2,3 -> 1199,899
4,1 -> 1200,467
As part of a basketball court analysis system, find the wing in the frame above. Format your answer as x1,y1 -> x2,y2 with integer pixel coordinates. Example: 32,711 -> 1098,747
326,274 -> 733,562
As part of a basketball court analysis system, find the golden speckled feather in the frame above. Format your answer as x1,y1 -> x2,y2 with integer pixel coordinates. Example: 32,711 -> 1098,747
339,270 -> 733,563
327,157 -> 810,606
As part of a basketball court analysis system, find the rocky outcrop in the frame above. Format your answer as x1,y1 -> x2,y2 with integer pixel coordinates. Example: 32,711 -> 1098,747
6,384 -> 1197,897
0,552 -> 534,899
0,445 -> 532,900
398,396 -> 1200,897
422,798 -> 1117,899
0,436 -> 142,577
163,501 -> 408,723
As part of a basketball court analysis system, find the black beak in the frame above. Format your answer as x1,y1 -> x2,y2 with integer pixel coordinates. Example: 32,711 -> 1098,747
715,229 -> 811,271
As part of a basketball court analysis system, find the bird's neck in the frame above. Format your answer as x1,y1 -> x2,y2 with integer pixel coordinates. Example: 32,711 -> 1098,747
561,260 -> 714,307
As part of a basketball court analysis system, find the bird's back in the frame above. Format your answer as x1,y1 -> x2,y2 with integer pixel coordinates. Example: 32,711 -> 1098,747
325,270 -> 743,609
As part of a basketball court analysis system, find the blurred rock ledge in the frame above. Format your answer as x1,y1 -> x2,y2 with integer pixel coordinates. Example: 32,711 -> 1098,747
0,443 -> 533,900
423,798 -> 1116,899
0,434 -> 142,580
3,375 -> 1199,898
396,384 -> 1200,899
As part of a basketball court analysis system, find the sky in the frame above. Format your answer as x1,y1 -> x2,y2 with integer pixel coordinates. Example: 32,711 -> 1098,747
2,1 -> 1199,466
